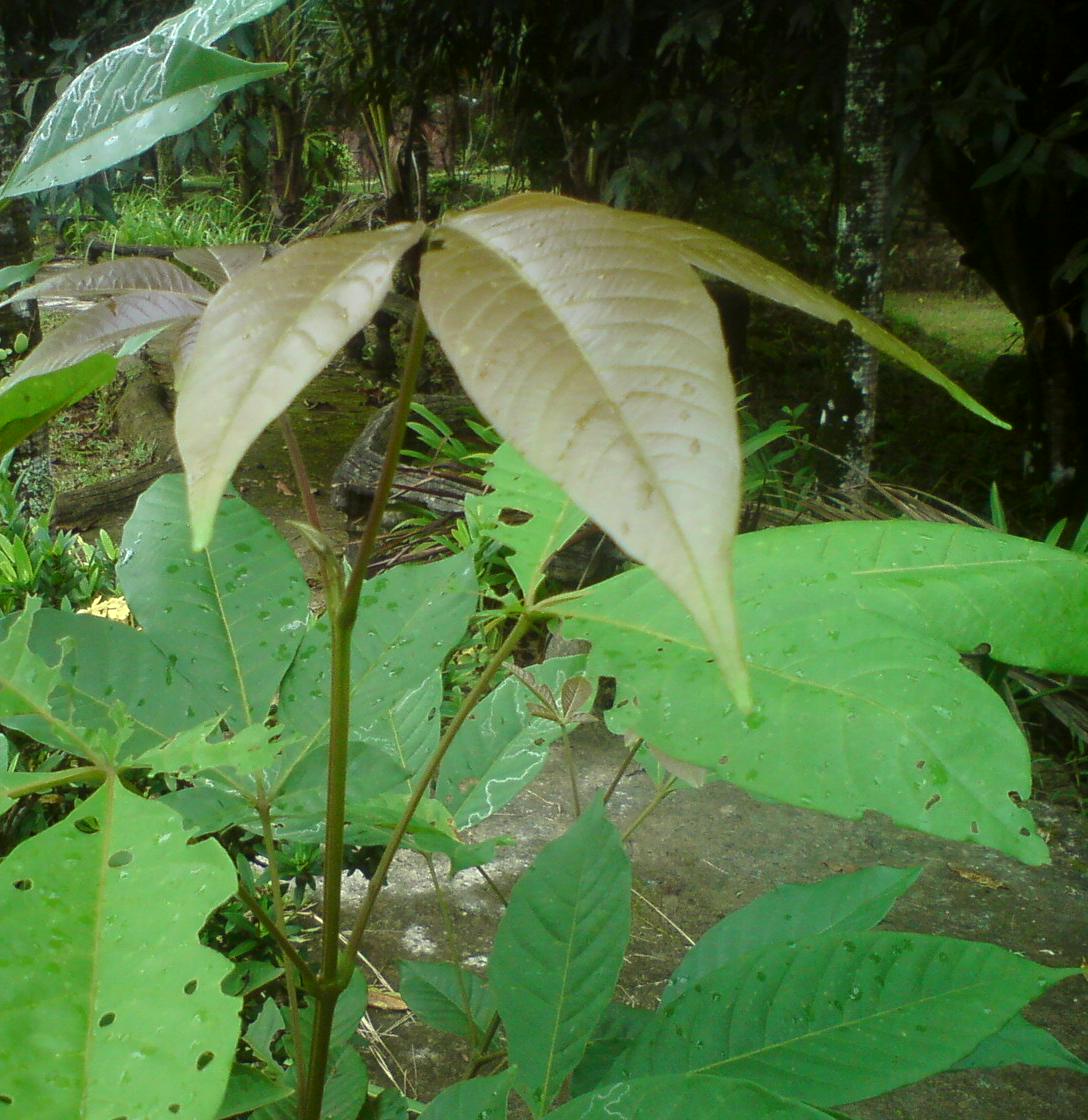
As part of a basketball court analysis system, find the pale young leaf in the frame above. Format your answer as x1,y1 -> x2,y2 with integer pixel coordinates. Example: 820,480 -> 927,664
421,193 -> 751,709
0,258 -> 210,308
175,224 -> 424,548
174,244 -> 268,287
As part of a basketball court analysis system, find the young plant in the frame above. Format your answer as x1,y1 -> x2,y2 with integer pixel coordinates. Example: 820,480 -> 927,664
0,9 -> 1084,1119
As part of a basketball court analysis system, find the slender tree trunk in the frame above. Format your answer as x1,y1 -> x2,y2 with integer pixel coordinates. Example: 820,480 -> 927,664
0,24 -> 51,517
822,0 -> 896,489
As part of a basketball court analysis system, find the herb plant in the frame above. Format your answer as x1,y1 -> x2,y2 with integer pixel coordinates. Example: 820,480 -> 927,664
0,3 -> 1085,1119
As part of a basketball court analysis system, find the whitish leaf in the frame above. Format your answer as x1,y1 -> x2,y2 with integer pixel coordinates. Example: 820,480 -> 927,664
422,193 -> 750,708
1,0 -> 290,198
176,224 -> 424,547
438,656 -> 589,829
617,207 -> 1007,428
490,798 -> 631,1112
953,1013 -> 1088,1074
0,352 -> 117,455
0,606 -> 220,759
0,257 -> 210,309
617,931 -> 1077,1106
418,1070 -> 515,1120
120,475 -> 310,727
399,961 -> 496,1041
175,243 -> 268,286
555,521 -> 1082,863
0,781 -> 239,1118
548,1075 -> 828,1120
16,291 -> 203,378
471,441 -> 588,597
663,866 -> 922,1005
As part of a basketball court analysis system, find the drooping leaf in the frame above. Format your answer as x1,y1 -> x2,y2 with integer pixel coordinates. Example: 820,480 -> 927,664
616,206 -> 1007,428
15,291 -> 203,378
2,0 -> 291,198
555,521 -> 1083,862
438,655 -> 590,829
174,244 -> 268,287
0,257 -> 49,293
548,1075 -> 829,1120
615,931 -> 1078,1106
490,798 -> 631,1113
175,225 -> 424,547
471,441 -> 588,597
418,1071 -> 515,1120
399,961 -> 496,1041
422,193 -> 750,709
0,606 -> 219,758
0,781 -> 240,1118
663,866 -> 922,1005
953,1013 -> 1088,1074
120,475 -> 310,727
0,257 -> 210,309
0,352 -> 117,456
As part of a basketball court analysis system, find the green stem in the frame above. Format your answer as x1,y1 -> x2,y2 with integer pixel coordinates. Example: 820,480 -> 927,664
278,414 -> 321,533
562,729 -> 582,816
299,303 -> 428,1120
603,736 -> 642,805
2,766 -> 102,799
235,880 -> 316,988
342,612 -> 534,964
621,776 -> 677,843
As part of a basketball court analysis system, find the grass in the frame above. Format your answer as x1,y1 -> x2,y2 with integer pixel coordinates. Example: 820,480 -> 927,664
50,387 -> 154,492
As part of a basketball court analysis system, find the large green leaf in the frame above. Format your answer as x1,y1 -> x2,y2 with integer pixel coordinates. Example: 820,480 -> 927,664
0,352 -> 117,456
418,1070 -> 515,1120
953,1013 -> 1088,1074
0,781 -> 239,1119
438,655 -> 589,829
615,931 -> 1078,1106
422,193 -> 750,709
15,291 -> 203,378
471,442 -> 588,597
0,607 -> 219,759
175,225 -> 424,547
120,475 -> 310,727
555,521 -> 1087,862
663,866 -> 922,1005
548,1075 -> 829,1120
0,258 -> 49,292
1,0 -> 290,198
616,207 -> 1006,428
490,799 -> 631,1113
0,257 -> 210,309
399,961 -> 496,1041
277,553 -> 476,786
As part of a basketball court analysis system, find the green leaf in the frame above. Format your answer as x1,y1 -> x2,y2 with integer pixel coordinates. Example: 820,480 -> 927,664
216,1065 -> 292,1118
399,961 -> 496,1041
619,208 -> 1007,429
570,1004 -> 654,1097
423,194 -> 750,709
472,442 -> 587,597
0,352 -> 117,456
120,475 -> 310,727
439,655 -> 589,829
3,0 -> 290,199
0,257 -> 49,293
175,225 -> 424,548
0,781 -> 240,1117
662,866 -> 922,1005
548,1075 -> 829,1120
418,1070 -> 515,1120
615,931 -> 1078,1106
953,1013 -> 1088,1074
490,798 -> 631,1113
0,606 -> 219,758
556,521 -> 1077,862
133,720 -> 291,779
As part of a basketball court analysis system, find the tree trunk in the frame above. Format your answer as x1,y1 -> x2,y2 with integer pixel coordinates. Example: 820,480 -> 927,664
822,0 -> 896,489
0,23 -> 51,517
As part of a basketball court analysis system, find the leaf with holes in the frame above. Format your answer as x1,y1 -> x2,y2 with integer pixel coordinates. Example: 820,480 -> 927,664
490,798 -> 630,1113
0,780 -> 239,1118
0,352 -> 117,456
553,521 -> 1088,862
1,0 -> 290,198
614,931 -> 1077,1105
120,475 -> 310,728
176,225 -> 424,547
422,193 -> 749,708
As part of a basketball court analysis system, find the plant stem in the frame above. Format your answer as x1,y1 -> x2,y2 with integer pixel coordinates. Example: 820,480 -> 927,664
235,880 -> 316,987
1,766 -> 102,799
300,303 -> 428,1120
562,730 -> 582,816
603,736 -> 643,805
621,776 -> 677,842
278,413 -> 322,533
342,612 -> 534,964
